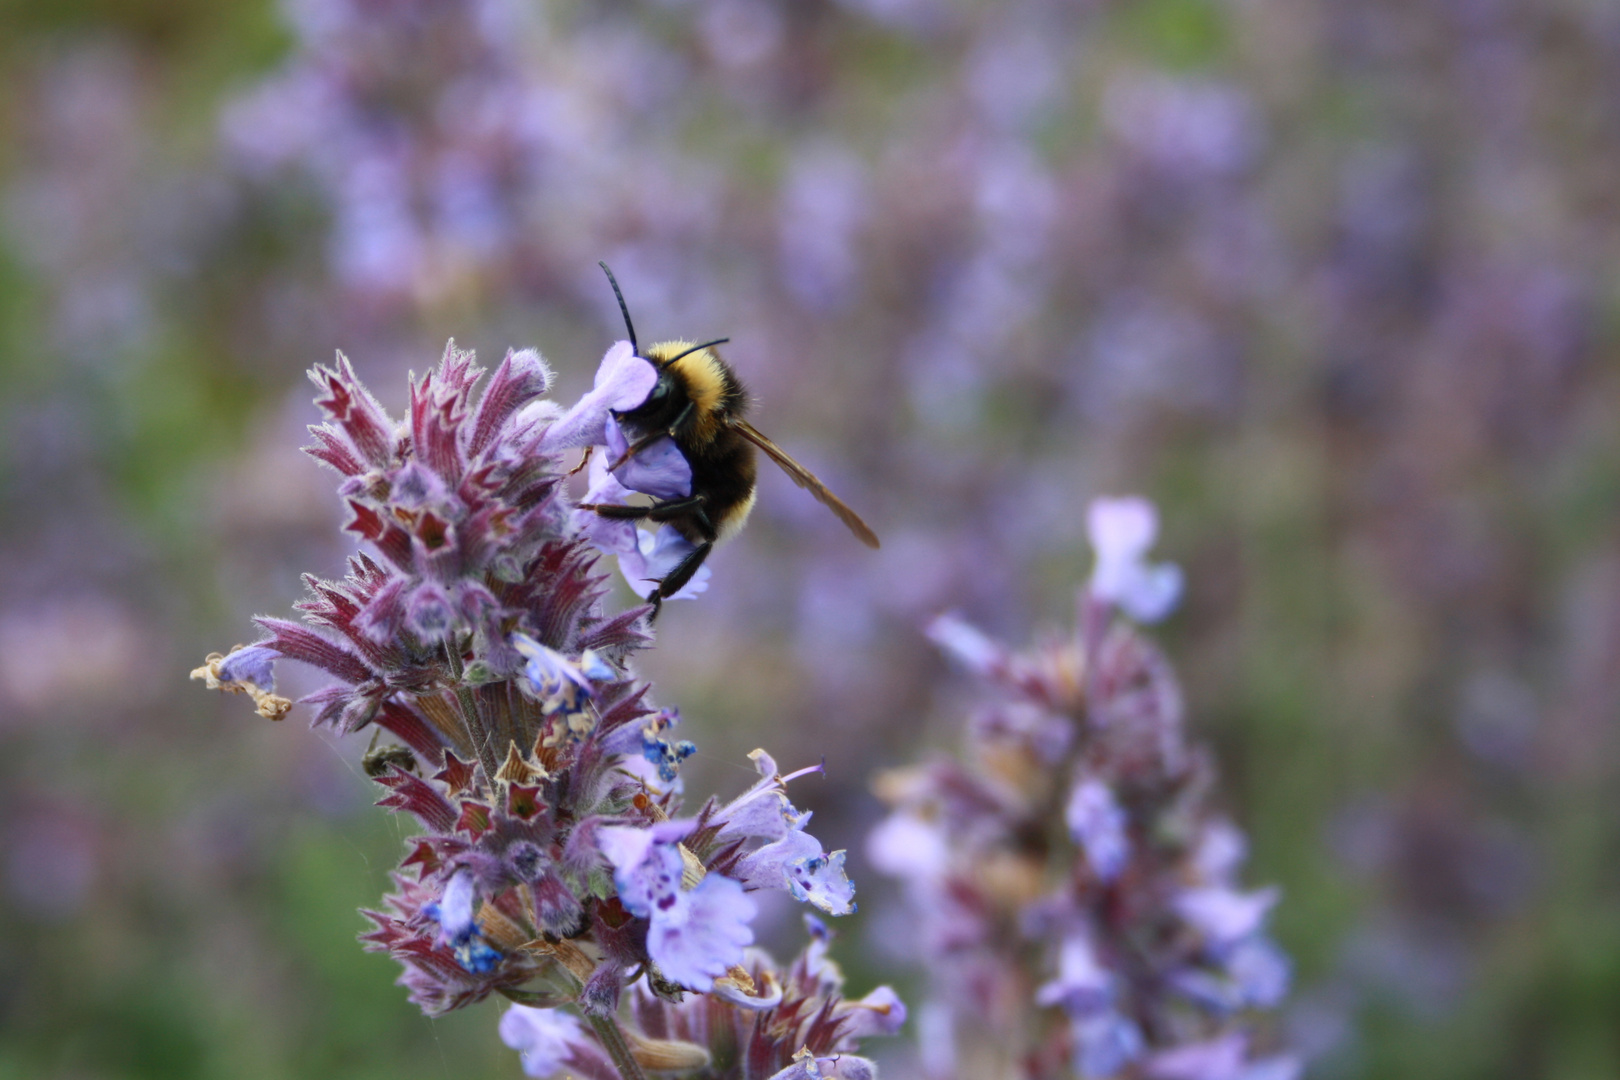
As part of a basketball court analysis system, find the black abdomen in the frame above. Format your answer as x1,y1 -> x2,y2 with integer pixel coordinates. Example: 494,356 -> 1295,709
675,432 -> 756,544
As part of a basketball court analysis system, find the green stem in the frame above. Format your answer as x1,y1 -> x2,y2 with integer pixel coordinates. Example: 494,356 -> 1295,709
587,1011 -> 650,1080
444,641 -> 500,779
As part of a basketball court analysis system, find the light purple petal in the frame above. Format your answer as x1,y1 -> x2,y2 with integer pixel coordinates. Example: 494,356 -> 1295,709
617,525 -> 710,600
570,452 -> 640,555
597,821 -> 695,918
511,633 -> 594,700
539,341 -> 657,452
1035,935 -> 1115,1015
217,645 -> 278,691
1073,1009 -> 1144,1079
1065,778 -> 1131,883
647,872 -> 756,991
866,813 -> 948,883
1227,935 -> 1292,1008
1175,885 -> 1281,951
1117,562 -> 1184,623
605,416 -> 692,499
715,783 -> 794,842
925,613 -> 1007,677
1144,1033 -> 1249,1080
734,827 -> 820,891
436,869 -> 477,943
1193,820 -> 1249,884
712,749 -> 793,840
735,829 -> 856,915
836,985 -> 907,1038
786,846 -> 856,916
1087,496 -> 1158,562
1087,495 -> 1182,622
1240,1056 -> 1305,1080
498,1005 -> 589,1078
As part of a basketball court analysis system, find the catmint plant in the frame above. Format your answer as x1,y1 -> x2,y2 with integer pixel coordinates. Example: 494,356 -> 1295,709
193,340 -> 901,1079
869,497 -> 1298,1080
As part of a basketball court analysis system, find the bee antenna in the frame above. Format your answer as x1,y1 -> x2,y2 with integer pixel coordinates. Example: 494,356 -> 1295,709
598,261 -> 639,356
664,338 -> 731,366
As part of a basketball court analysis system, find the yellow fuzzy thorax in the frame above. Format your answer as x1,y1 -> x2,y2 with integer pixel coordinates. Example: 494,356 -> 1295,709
647,339 -> 729,444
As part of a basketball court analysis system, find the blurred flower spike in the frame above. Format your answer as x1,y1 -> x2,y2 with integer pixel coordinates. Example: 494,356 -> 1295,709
192,340 -> 899,1078
871,497 -> 1296,1080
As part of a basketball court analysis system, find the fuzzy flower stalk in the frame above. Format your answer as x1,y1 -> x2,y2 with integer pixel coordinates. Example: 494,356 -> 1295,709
870,497 -> 1297,1080
193,341 -> 901,1079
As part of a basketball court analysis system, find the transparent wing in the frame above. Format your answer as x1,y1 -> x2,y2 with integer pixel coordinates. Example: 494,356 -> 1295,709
733,419 -> 880,548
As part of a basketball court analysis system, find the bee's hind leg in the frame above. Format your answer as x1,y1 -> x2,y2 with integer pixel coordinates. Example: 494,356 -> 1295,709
581,494 -> 707,523
655,541 -> 713,604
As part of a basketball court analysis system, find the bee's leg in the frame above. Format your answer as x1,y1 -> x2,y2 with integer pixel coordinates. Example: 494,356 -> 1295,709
655,541 -> 713,602
608,402 -> 696,471
581,502 -> 654,520
580,495 -> 708,524
647,499 -> 712,534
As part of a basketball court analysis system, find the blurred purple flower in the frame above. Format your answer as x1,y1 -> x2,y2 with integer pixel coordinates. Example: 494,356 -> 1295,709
1088,496 -> 1182,622
498,1005 -> 607,1078
1065,776 -> 1131,883
872,505 -> 1292,1075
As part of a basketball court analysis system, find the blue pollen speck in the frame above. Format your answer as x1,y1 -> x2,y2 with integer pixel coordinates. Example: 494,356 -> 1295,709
454,936 -> 501,974
642,736 -> 698,782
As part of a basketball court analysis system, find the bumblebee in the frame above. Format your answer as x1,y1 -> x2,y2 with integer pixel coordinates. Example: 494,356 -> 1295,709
582,264 -> 879,606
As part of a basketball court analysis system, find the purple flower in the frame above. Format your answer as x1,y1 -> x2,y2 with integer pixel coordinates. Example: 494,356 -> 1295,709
925,612 -> 1010,677
624,920 -> 904,1076
646,872 -> 758,991
1144,1033 -> 1303,1080
194,332 -> 900,1065
837,984 -> 908,1039
1225,934 -> 1293,1008
1087,496 -> 1182,622
216,644 -> 279,690
1065,776 -> 1131,882
739,831 -> 857,916
539,341 -> 657,452
511,633 -> 595,714
569,441 -> 708,602
434,869 -> 477,943
718,751 -> 857,915
597,821 -> 692,915
1074,1010 -> 1146,1078
597,821 -> 756,990
865,811 -> 948,883
1034,934 -> 1115,1015
605,415 -> 692,499
569,453 -> 641,556
714,749 -> 811,839
498,1006 -> 594,1078
1174,885 -> 1281,952
421,869 -> 501,974
766,1051 -> 881,1080
618,525 -> 712,601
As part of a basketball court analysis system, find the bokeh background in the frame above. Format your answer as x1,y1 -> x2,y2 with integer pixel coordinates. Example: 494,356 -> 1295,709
3,0 -> 1620,1076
